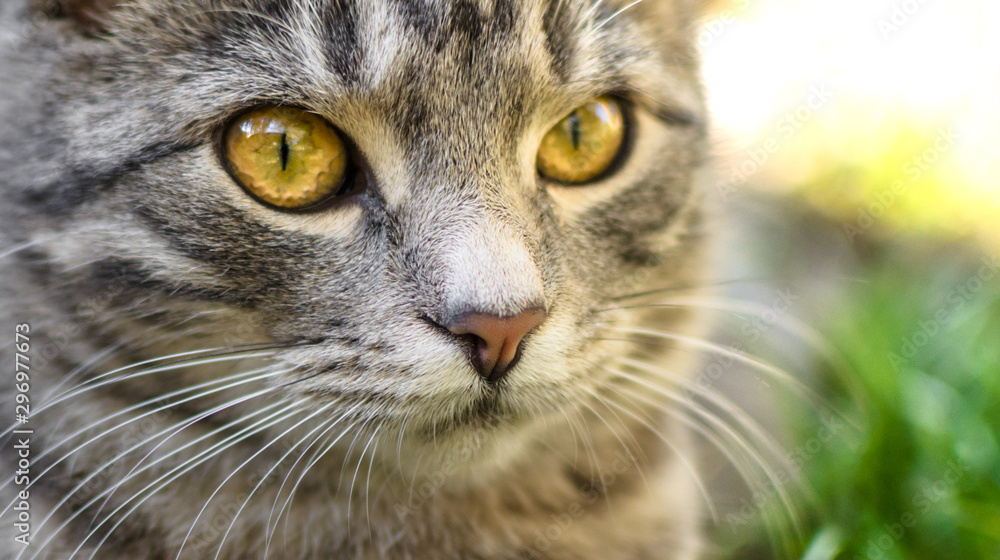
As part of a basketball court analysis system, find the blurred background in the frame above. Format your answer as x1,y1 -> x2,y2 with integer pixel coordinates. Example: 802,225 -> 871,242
703,0 -> 998,249
689,0 -> 1000,558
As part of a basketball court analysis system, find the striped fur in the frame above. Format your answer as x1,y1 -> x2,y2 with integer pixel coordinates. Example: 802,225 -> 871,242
0,1 -> 711,558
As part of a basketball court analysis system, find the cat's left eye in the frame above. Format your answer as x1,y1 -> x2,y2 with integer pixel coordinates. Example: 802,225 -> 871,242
223,106 -> 351,209
536,96 -> 626,184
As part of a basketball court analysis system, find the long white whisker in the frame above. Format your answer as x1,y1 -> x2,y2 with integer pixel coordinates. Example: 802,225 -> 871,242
88,387 -> 292,525
605,296 -> 863,410
363,422 -> 385,541
1,366 -> 283,502
39,343 -> 123,403
346,408 -> 384,537
73,402 -> 306,560
609,379 -> 784,536
263,404 -> 366,557
197,402 -> 338,560
603,326 -> 835,415
556,407 -> 583,468
0,239 -> 43,260
21,392 -> 289,552
620,356 -> 799,476
593,377 -> 718,522
593,0 -> 644,32
577,390 -> 650,492
394,411 -> 411,482
570,404 -> 612,512
1,345 -> 284,439
23,400 -> 300,560
604,366 -> 804,548
267,412 -> 367,557
36,349 -> 281,413
606,375 -> 780,520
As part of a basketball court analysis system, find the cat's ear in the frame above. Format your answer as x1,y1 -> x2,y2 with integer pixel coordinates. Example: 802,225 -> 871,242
35,0 -> 123,34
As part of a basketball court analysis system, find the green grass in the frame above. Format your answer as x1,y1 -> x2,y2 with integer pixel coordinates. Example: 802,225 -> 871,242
723,245 -> 1000,559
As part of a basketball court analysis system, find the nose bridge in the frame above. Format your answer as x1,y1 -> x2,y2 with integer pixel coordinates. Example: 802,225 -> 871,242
437,212 -> 545,321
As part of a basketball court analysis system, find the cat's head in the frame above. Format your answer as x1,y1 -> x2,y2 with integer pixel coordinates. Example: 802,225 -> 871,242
2,0 -> 709,472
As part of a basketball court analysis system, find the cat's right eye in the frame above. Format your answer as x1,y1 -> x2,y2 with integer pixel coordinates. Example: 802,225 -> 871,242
223,106 -> 350,209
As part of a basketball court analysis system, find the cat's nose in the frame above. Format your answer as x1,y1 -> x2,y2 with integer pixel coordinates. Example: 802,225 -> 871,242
445,308 -> 546,384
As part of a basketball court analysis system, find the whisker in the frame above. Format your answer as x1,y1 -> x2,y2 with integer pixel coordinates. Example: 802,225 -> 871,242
345,407 -> 385,538
605,277 -> 770,303
602,295 -> 863,407
20,390 -> 291,550
620,356 -> 799,478
0,239 -> 43,260
30,342 -> 290,415
363,422 -> 385,541
606,378 -> 796,551
87,386 -> 293,527
263,405 -> 367,556
39,342 -> 123,403
556,407 -> 584,469
576,0 -> 607,31
187,401 -> 338,560
268,412 -> 368,557
601,326 -> 842,418
2,344 -> 287,441
0,342 -> 125,449
25,400 -> 301,560
1,366 -> 283,501
604,366 -> 805,550
394,411 -> 411,482
36,347 -> 285,413
78,404 -> 306,560
578,389 -> 651,492
609,365 -> 791,497
619,354 -> 820,523
593,377 -> 718,522
336,405 -> 383,501
592,0 -> 645,32
571,404 -> 612,512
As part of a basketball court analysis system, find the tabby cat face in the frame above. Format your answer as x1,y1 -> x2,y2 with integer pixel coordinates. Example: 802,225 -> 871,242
5,0 -> 707,466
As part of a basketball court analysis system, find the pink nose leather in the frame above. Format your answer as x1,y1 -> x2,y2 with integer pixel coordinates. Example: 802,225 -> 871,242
446,308 -> 546,384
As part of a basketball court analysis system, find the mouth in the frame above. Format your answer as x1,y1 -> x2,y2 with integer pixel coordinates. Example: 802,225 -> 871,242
416,390 -> 513,440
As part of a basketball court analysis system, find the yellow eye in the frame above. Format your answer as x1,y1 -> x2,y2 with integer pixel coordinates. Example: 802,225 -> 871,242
223,106 -> 350,209
536,96 -> 626,184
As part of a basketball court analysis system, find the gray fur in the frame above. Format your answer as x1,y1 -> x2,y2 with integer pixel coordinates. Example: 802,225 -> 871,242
0,0 -> 711,558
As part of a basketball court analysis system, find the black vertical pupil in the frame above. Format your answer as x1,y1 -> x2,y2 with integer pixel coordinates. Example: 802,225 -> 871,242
569,112 -> 581,151
280,133 -> 289,171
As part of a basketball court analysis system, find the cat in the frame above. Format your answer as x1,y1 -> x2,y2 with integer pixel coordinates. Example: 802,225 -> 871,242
0,0 -> 717,558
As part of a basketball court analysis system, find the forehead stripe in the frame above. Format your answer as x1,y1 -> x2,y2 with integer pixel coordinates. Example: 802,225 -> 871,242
542,0 -> 575,81
21,141 -> 199,216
